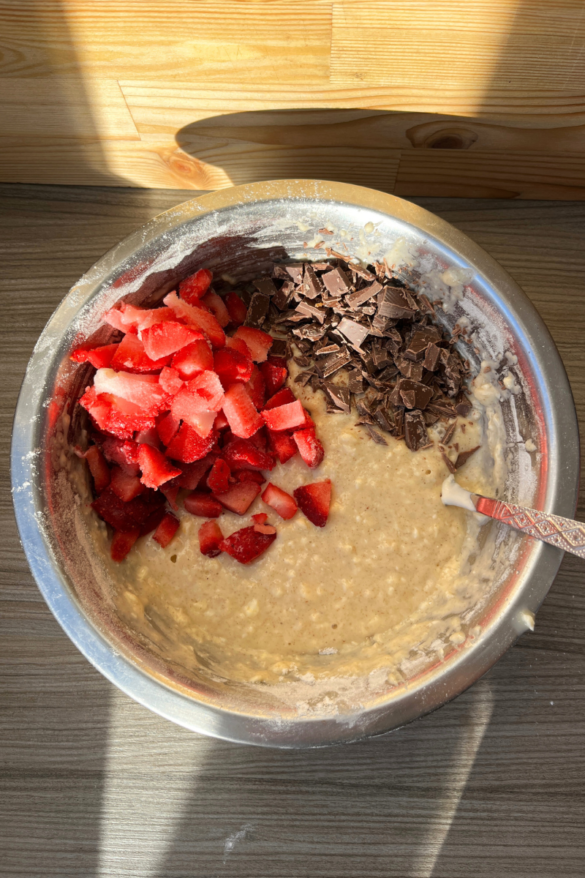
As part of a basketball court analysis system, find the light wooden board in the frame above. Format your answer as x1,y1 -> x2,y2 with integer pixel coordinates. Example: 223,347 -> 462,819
1,185 -> 585,876
1,1 -> 585,194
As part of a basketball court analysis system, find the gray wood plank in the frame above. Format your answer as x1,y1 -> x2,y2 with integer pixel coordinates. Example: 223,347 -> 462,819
1,185 -> 584,878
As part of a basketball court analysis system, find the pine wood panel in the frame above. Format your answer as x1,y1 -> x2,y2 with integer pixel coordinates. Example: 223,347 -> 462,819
1,185 -> 585,876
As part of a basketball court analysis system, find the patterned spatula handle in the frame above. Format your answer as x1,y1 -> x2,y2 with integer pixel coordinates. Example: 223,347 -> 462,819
474,497 -> 585,559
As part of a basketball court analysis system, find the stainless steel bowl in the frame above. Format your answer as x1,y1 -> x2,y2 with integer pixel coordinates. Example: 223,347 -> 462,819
11,180 -> 579,747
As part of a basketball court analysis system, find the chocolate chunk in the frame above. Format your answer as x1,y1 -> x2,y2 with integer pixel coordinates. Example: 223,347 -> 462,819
295,301 -> 326,324
351,264 -> 376,282
364,424 -> 388,446
377,286 -> 418,320
272,263 -> 291,280
321,349 -> 351,378
244,292 -> 270,327
404,329 -> 439,361
294,371 -> 314,386
442,421 -> 457,446
423,410 -> 440,426
253,278 -> 277,298
423,342 -> 441,371
404,411 -> 429,451
321,267 -> 351,296
455,446 -> 480,469
272,281 -> 294,311
440,449 -> 457,474
396,357 -> 424,382
374,408 -> 394,432
270,337 -> 290,359
394,378 -> 433,410
370,341 -> 393,369
284,264 -> 305,284
292,325 -> 327,342
337,317 -> 369,349
302,265 -> 323,299
293,355 -> 312,368
427,400 -> 457,419
454,393 -> 472,417
348,371 -> 364,394
346,281 -> 383,309
324,383 -> 351,414
315,343 -> 341,356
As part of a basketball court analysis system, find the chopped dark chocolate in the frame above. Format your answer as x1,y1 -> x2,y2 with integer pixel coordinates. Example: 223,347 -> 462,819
323,383 -> 351,414
321,266 -> 351,296
244,292 -> 270,327
404,411 -> 429,451
346,281 -> 383,309
272,281 -> 294,311
423,342 -> 441,371
295,301 -> 326,323
284,264 -> 305,284
270,337 -> 290,358
337,317 -> 369,349
396,357 -> 424,382
440,449 -> 457,474
302,265 -> 323,299
455,446 -> 480,469
364,424 -> 388,446
315,343 -> 341,356
442,421 -> 457,446
377,286 -> 418,320
454,394 -> 472,417
404,329 -> 440,361
253,277 -> 278,298
321,349 -> 351,378
348,371 -> 364,394
394,378 -> 434,410
427,400 -> 457,419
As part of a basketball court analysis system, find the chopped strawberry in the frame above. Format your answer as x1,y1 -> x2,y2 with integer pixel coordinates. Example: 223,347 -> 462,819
226,336 -> 252,359
79,387 -> 156,439
164,292 -> 226,349
201,290 -> 230,327
179,268 -> 213,304
153,512 -> 180,548
234,470 -> 266,485
83,444 -> 111,493
264,387 -> 296,410
136,306 -> 178,333
171,338 -> 213,379
260,361 -> 288,396
165,422 -> 217,463
101,437 -> 140,475
214,411 -> 229,430
184,491 -> 223,518
93,368 -> 168,416
160,482 -> 180,510
233,326 -> 273,363
206,458 -> 231,494
293,479 -> 332,527
92,486 -> 165,531
172,371 -> 225,418
111,528 -> 140,562
293,428 -> 324,468
254,523 -> 276,535
135,427 -> 161,449
262,400 -> 306,432
249,426 -> 268,450
71,343 -> 119,370
159,366 -> 184,396
301,408 -> 315,429
156,411 -> 181,447
170,454 -> 216,489
222,383 -> 264,439
214,348 -> 253,388
110,465 -> 145,502
267,430 -> 298,464
103,307 -> 132,334
223,437 -> 274,472
142,321 -> 202,361
138,444 -> 181,489
219,525 -> 276,564
198,520 -> 224,557
104,303 -> 175,335
110,333 -> 171,373
244,365 -> 266,410
267,354 -> 288,369
215,481 -> 261,515
252,512 -> 268,524
262,483 -> 297,520
225,292 -> 247,326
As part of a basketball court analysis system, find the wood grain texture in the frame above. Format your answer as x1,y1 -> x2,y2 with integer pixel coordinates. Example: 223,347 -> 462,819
1,185 -> 585,876
1,1 -> 585,193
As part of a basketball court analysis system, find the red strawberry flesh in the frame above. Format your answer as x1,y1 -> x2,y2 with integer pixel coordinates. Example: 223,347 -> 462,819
219,525 -> 276,564
153,512 -> 180,548
293,479 -> 332,528
198,520 -> 224,557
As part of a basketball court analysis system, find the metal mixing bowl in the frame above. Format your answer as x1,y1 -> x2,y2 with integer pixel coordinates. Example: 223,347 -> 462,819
11,180 -> 579,747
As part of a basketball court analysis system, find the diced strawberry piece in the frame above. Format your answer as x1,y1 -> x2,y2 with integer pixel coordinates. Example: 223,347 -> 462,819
110,466 -> 145,502
177,371 -> 225,413
153,512 -> 180,548
293,428 -> 324,468
244,365 -> 266,410
101,437 -> 140,475
142,321 -> 202,361
215,481 -> 261,515
179,268 -> 213,304
249,426 -> 268,450
92,486 -> 165,531
293,479 -> 332,528
171,338 -> 213,379
169,454 -> 216,490
223,437 -> 274,472
226,336 -> 252,359
103,307 -> 131,334
264,387 -> 296,410
254,523 -> 276,535
184,492 -> 223,518
301,408 -> 315,429
201,290 -> 230,327
79,387 -> 156,439
198,520 -> 224,557
267,355 -> 288,369
262,483 -> 298,520
139,506 -> 166,537
260,361 -> 288,396
164,292 -> 226,349
234,470 -> 266,485
110,333 -> 171,373
165,422 -> 217,463
93,368 -> 168,415
136,306 -> 177,333
219,525 -> 276,564
135,427 -> 161,449
262,400 -> 306,432
222,383 -> 264,439
233,326 -> 273,363
83,444 -> 111,493
160,482 -> 180,510
267,430 -> 298,464
214,411 -> 229,430
159,366 -> 184,396
104,303 -> 175,335
206,458 -> 231,494
214,348 -> 253,388
111,528 -> 140,562
225,292 -> 248,326
71,343 -> 119,370
252,512 -> 268,524
138,444 -> 181,489
156,411 -> 181,447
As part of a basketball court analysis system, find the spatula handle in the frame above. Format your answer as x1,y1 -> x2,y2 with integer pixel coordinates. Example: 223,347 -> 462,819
475,497 -> 585,559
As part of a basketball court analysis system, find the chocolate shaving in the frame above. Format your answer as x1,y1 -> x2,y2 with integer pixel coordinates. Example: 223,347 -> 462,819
455,446 -> 480,469
404,411 -> 429,451
442,421 -> 457,446
364,424 -> 388,446
440,449 -> 457,474
315,343 -> 341,356
323,383 -> 351,414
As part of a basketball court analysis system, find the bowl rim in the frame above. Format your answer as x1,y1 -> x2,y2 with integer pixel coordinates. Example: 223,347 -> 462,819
11,179 -> 580,748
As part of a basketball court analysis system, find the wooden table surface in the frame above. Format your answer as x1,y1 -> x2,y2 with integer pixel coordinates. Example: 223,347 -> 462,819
1,184 -> 585,878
